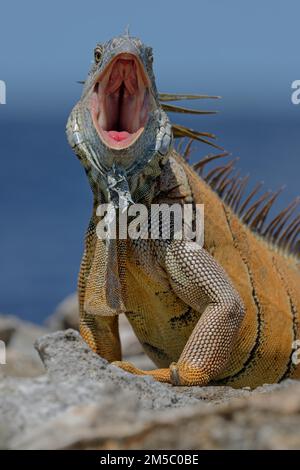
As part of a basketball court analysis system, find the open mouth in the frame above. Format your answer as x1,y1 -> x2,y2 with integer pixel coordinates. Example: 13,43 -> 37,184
90,53 -> 151,150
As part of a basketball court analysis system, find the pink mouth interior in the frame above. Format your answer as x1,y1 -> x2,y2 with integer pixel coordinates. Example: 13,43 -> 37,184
91,54 -> 150,149
107,130 -> 130,142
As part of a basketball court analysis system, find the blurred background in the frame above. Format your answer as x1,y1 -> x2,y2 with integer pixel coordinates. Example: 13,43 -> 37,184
0,0 -> 299,323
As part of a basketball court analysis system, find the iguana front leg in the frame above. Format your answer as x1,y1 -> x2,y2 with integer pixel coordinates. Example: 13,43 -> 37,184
80,312 -> 121,362
113,240 -> 245,385
78,213 -> 121,362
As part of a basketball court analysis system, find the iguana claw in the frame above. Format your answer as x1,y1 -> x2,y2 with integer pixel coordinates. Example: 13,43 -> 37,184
111,360 -> 143,375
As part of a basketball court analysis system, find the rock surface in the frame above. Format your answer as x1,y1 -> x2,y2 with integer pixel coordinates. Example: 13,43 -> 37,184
0,315 -> 47,378
46,293 -> 154,368
0,329 -> 299,450
0,291 -> 154,379
46,294 -> 79,331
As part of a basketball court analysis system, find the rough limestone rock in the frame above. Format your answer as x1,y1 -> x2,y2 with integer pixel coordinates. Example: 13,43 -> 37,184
0,315 -> 47,378
0,329 -> 299,450
46,294 -> 79,331
13,382 -> 300,450
0,329 -> 196,449
46,293 -> 154,367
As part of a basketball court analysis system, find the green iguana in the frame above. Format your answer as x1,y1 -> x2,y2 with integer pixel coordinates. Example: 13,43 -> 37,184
66,33 -> 300,388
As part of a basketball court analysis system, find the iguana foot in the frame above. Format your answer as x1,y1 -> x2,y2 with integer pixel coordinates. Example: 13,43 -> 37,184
111,361 -> 171,383
170,362 -> 210,386
111,360 -> 143,375
111,361 -> 210,385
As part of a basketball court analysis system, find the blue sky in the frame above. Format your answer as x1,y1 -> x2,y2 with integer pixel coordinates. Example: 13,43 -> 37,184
0,0 -> 299,118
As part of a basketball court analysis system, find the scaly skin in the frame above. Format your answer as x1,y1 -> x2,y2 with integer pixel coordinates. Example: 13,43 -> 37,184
66,34 -> 300,388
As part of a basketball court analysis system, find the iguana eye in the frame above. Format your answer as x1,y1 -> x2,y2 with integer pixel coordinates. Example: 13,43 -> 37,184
94,47 -> 103,64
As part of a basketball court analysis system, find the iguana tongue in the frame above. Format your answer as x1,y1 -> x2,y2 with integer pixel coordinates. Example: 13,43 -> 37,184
107,130 -> 130,142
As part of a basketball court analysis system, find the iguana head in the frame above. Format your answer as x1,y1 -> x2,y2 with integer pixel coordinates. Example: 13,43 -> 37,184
67,34 -> 172,204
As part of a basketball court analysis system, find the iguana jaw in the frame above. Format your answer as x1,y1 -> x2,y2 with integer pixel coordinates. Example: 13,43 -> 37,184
90,53 -> 152,150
